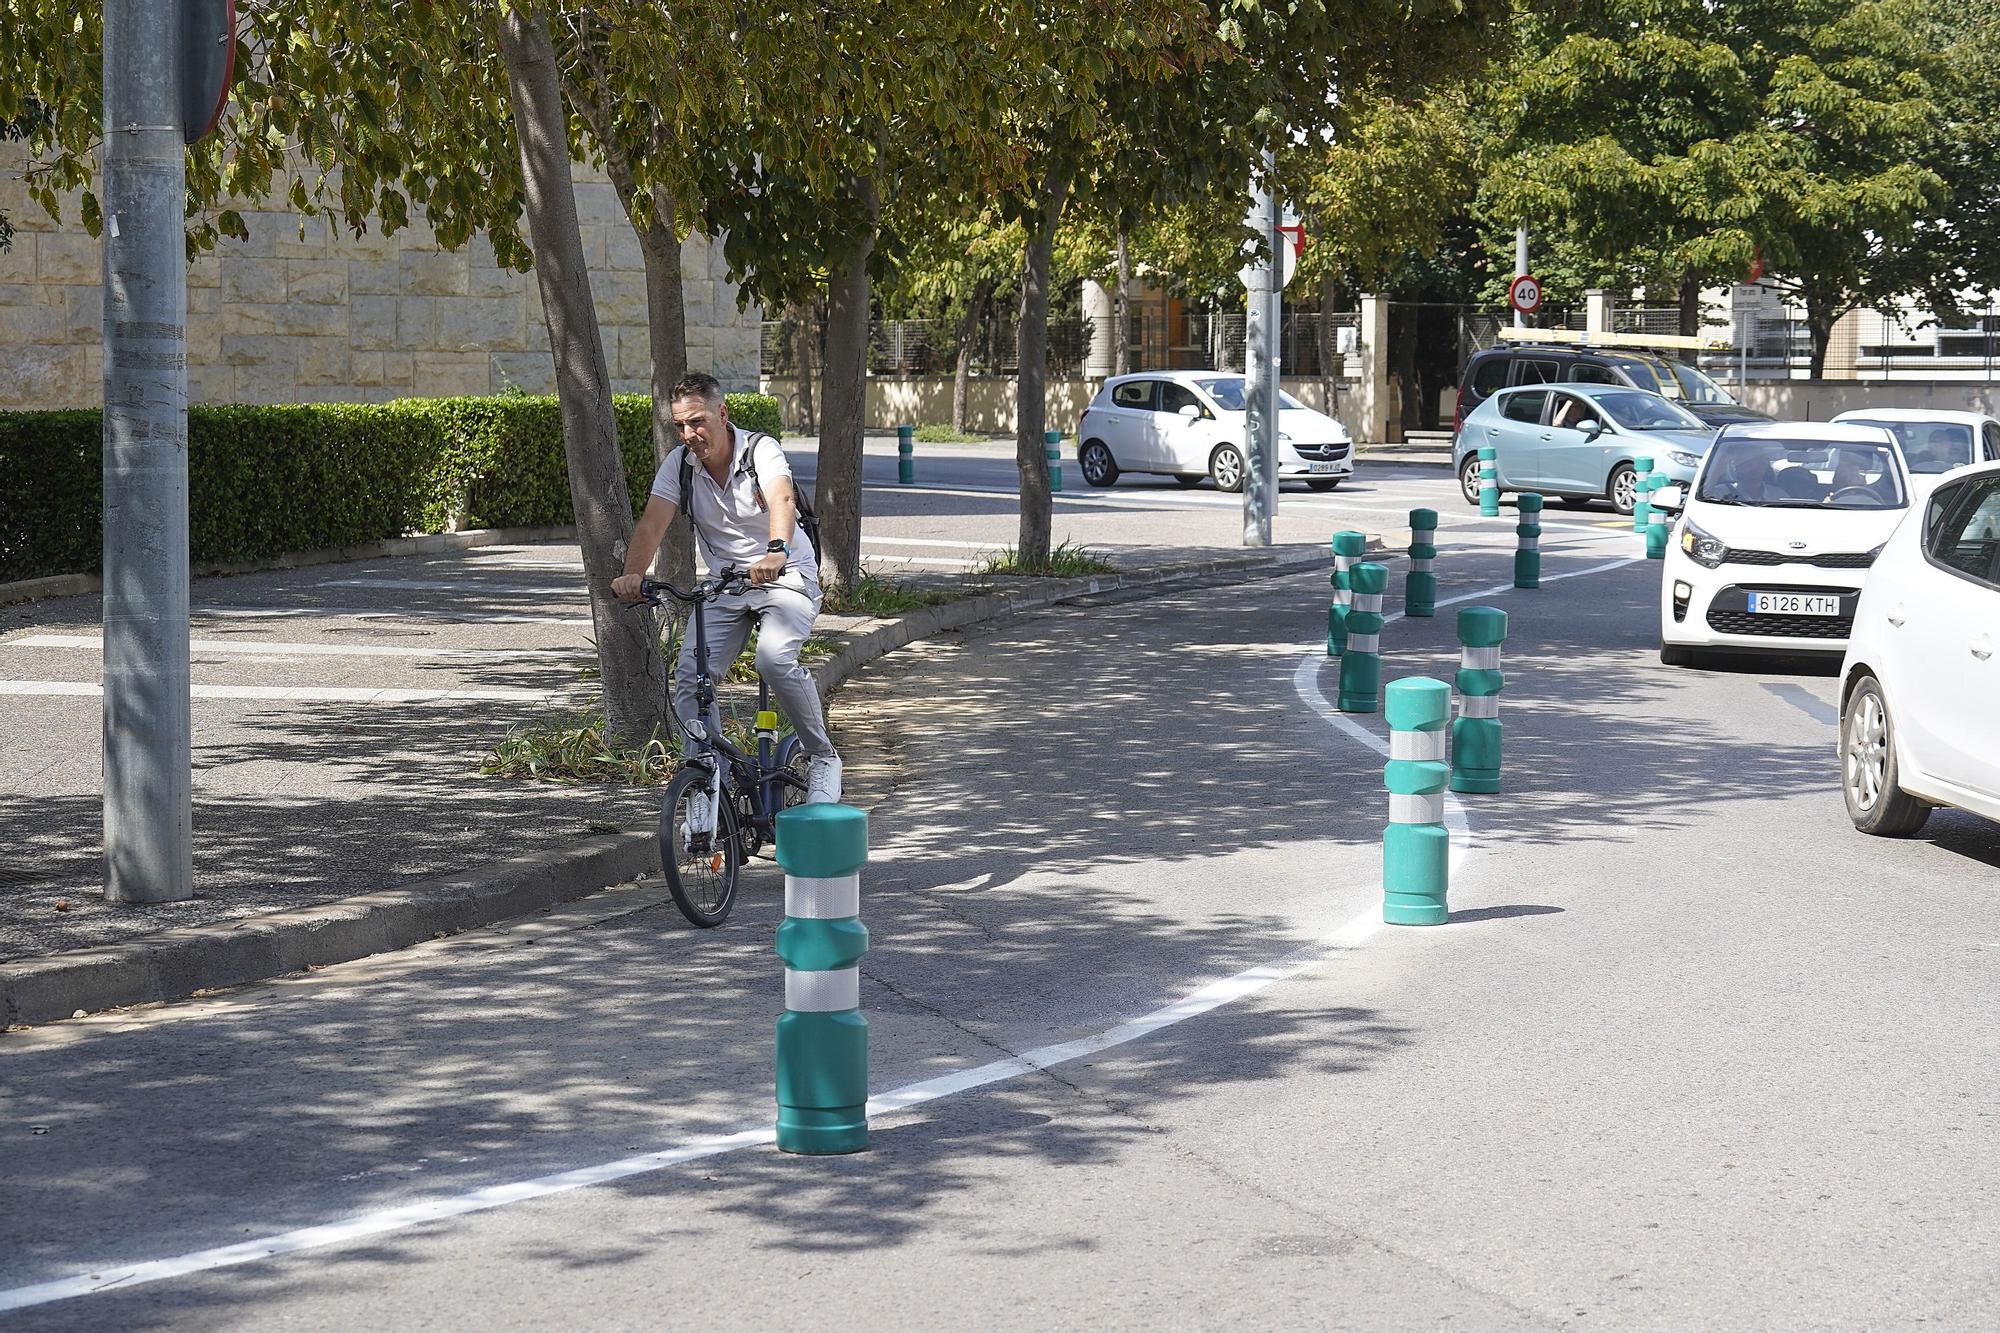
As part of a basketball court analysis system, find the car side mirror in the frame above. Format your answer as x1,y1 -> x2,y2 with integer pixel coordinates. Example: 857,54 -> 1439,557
1178,403 -> 1200,420
1577,418 -> 1604,439
1650,483 -> 1685,515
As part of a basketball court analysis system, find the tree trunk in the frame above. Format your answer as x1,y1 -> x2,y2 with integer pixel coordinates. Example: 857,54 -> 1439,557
1677,266 -> 1703,361
1317,270 -> 1339,407
1014,171 -> 1070,568
789,300 -> 817,432
1805,297 -> 1837,379
497,5 -> 664,748
952,278 -> 992,434
1113,228 -> 1131,376
817,178 -> 878,596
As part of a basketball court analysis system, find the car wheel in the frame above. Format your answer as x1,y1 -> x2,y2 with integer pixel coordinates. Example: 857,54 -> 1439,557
1841,676 -> 1931,836
1305,478 -> 1341,491
1608,463 -> 1638,516
1209,444 -> 1245,494
1078,440 -> 1119,488
1457,452 -> 1483,506
1173,474 -> 1203,489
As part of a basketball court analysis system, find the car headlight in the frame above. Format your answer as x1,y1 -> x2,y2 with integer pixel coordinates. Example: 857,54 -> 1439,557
1669,450 -> 1702,468
1279,432 -> 1293,444
1679,520 -> 1726,568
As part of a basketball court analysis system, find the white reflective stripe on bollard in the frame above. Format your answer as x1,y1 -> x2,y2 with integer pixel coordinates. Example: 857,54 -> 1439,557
1389,792 -> 1447,825
1463,646 -> 1502,670
784,873 -> 861,919
1389,729 -> 1447,762
1410,557 -> 1433,572
1353,594 -> 1384,613
1459,693 -> 1501,719
1346,634 -> 1381,654
1518,534 -> 1539,549
785,967 -> 862,1012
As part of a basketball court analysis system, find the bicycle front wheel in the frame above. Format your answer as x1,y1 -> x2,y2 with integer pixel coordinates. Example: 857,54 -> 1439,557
660,767 -> 741,927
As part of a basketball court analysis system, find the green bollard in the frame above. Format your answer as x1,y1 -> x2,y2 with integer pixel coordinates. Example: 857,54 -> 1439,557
1383,676 -> 1452,926
897,424 -> 916,485
1449,606 -> 1508,794
1044,429 -> 1064,494
1405,509 -> 1438,617
1327,529 -> 1365,657
1632,455 -> 1654,534
1338,562 -> 1387,713
1514,492 -> 1542,589
1478,445 -> 1500,517
1645,475 -> 1669,560
773,803 -> 871,1155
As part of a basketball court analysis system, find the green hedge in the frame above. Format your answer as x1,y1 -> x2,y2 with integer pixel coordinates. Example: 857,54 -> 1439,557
0,391 -> 781,583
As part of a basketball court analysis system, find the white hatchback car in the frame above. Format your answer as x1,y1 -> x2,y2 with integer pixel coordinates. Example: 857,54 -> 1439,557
1076,371 -> 1353,493
1657,422 -> 1911,665
1838,461 -> 2000,834
1828,407 -> 2000,501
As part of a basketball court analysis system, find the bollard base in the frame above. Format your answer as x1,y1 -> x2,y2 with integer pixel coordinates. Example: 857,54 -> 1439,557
1449,771 -> 1501,794
1383,899 -> 1449,926
1326,602 -> 1347,658
1337,693 -> 1380,714
777,1106 -> 869,1155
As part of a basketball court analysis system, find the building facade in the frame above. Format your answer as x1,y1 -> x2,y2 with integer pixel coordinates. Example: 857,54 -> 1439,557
0,145 -> 761,411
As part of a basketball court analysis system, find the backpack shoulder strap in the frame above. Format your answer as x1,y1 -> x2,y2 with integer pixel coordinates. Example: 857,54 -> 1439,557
676,445 -> 694,508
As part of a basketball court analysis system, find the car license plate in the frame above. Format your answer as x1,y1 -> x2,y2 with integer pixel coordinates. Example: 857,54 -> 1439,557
1308,461 -> 1341,474
1747,592 -> 1840,616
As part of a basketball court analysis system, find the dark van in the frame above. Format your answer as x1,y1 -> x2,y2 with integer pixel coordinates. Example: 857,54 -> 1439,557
1454,342 -> 1769,440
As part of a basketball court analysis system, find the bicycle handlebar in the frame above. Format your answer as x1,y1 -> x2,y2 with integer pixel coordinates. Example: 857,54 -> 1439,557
637,569 -> 750,605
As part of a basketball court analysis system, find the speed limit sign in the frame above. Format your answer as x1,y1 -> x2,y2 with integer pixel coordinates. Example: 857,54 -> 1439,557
1508,274 -> 1543,314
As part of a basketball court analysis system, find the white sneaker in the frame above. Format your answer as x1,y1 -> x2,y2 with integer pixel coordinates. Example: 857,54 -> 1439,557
805,755 -> 844,804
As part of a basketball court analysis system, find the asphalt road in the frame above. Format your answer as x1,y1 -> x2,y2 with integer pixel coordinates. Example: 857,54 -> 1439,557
4,498 -> 1997,1328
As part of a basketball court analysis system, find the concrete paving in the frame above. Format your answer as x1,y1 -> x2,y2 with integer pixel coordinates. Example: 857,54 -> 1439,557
5,512 -> 1996,1327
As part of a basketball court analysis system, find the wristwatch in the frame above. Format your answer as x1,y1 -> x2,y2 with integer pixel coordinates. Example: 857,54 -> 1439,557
767,539 -> 790,557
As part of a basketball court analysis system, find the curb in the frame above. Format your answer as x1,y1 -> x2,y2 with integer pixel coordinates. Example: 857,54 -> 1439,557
1,541 -> 1347,1028
0,525 -> 582,608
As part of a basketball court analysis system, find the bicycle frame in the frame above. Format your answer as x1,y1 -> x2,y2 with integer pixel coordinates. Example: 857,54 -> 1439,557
657,574 -> 796,837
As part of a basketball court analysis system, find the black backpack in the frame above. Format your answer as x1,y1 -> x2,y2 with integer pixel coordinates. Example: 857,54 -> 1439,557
678,431 -> 822,562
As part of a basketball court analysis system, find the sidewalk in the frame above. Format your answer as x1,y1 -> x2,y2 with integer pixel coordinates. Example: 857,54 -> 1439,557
0,538 -> 1330,1024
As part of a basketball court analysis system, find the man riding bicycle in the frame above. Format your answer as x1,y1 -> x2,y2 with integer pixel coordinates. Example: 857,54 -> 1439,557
613,372 -> 842,805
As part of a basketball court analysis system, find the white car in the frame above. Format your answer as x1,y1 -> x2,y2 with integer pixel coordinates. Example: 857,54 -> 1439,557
1076,371 -> 1354,493
1657,421 -> 1911,665
1838,460 -> 2000,834
1828,407 -> 2000,500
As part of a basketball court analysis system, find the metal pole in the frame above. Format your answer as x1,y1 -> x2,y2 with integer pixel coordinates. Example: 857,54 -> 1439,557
1514,224 -> 1528,329
102,0 -> 193,903
1243,145 -> 1278,547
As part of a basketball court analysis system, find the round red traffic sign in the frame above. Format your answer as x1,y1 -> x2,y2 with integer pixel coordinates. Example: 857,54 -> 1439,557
1508,274 -> 1543,314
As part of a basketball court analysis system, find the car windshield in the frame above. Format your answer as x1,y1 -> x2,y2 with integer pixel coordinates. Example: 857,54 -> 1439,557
1696,439 -> 1907,509
1606,355 -> 1683,398
1591,390 -> 1705,431
1839,418 -> 1975,473
1195,377 -> 1307,412
1665,361 -> 1739,405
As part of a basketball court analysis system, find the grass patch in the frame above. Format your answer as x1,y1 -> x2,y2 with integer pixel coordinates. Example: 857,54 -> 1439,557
480,712 -> 674,785
822,574 -> 962,618
977,541 -> 1115,578
911,424 -> 985,444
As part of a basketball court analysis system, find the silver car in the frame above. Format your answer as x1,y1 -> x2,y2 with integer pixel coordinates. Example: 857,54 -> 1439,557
1453,382 -> 1716,515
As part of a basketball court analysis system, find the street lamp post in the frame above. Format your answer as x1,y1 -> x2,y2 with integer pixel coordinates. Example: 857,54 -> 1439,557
1242,147 -> 1282,547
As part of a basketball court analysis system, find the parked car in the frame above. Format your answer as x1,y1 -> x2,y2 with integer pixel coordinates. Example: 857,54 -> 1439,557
1076,372 -> 1353,493
1454,342 -> 1769,439
1656,422 -> 1910,665
1837,460 -> 2000,834
1453,382 -> 1716,514
1828,408 -> 2000,500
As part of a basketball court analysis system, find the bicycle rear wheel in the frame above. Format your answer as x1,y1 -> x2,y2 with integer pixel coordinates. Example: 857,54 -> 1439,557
660,767 -> 741,927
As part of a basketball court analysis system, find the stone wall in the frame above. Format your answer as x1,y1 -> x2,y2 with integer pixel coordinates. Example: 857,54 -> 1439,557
0,145 -> 761,409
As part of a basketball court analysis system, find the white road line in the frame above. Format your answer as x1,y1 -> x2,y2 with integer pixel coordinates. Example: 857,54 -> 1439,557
860,537 -> 1007,550
0,682 -> 563,704
0,550 -> 1634,1315
318,578 -> 583,595
4,635 -> 586,662
194,607 -> 593,626
861,555 -> 985,568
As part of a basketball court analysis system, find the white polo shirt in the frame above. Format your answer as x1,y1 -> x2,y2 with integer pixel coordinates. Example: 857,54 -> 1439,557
651,427 -> 818,588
